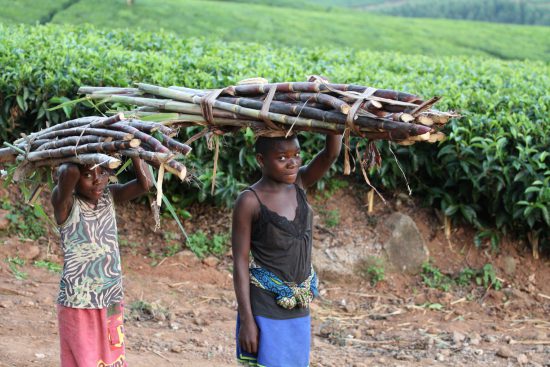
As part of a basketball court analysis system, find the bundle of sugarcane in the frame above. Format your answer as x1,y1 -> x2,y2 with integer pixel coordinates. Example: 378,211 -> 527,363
78,76 -> 459,174
0,113 -> 191,183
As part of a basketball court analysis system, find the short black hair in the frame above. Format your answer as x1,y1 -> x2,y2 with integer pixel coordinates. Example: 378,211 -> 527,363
254,135 -> 298,155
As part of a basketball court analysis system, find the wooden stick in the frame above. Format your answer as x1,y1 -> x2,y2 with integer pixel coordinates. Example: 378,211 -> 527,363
37,127 -> 133,141
271,92 -> 350,114
131,86 -> 431,137
118,149 -> 173,164
13,116 -> 100,144
33,153 -> 121,169
156,164 -> 164,207
110,122 -> 170,153
26,139 -> 140,162
444,215 -> 452,239
34,135 -> 109,152
159,134 -> 192,156
163,160 -> 187,181
78,86 -> 140,95
367,189 -> 374,213
509,340 -> 550,345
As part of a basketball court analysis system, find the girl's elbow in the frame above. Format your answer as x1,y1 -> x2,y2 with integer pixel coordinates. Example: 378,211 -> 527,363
326,151 -> 341,163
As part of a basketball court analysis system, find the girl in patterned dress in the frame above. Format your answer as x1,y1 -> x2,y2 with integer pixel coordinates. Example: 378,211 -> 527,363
232,133 -> 342,367
51,158 -> 152,367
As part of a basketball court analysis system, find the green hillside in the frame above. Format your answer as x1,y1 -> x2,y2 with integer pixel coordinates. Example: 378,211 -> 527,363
1,23 -> 548,246
215,0 -> 550,25
0,0 -> 548,61
0,0 -> 66,24
210,0 -> 550,26
371,0 -> 550,26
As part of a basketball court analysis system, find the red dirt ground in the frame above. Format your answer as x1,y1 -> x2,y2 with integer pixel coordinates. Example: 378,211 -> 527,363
0,180 -> 549,367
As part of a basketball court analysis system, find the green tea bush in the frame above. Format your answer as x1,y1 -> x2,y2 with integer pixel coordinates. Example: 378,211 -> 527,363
0,24 -> 548,249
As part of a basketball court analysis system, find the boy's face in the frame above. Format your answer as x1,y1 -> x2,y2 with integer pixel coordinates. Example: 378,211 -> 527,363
257,138 -> 302,184
76,165 -> 110,204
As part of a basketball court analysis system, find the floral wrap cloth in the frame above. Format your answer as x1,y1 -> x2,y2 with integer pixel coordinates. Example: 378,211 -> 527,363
249,261 -> 318,309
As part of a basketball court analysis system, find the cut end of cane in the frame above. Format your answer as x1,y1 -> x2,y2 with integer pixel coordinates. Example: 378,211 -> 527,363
409,132 -> 431,142
164,163 -> 187,181
397,139 -> 415,146
122,133 -> 134,141
417,115 -> 434,126
400,113 -> 415,123
340,104 -> 351,115
428,132 -> 446,143
129,139 -> 141,148
107,158 -> 122,169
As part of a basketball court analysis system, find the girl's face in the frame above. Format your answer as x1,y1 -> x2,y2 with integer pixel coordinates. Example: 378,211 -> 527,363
257,138 -> 302,184
76,165 -> 110,204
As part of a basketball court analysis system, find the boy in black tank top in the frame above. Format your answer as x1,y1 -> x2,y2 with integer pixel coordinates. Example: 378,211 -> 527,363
232,133 -> 342,366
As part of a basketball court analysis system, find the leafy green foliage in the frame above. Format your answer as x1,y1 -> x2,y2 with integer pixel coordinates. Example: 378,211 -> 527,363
322,209 -> 341,228
5,257 -> 27,280
421,262 -> 453,292
1,0 -> 549,61
421,262 -> 502,291
1,201 -> 47,240
186,230 -> 230,258
0,24 -> 548,250
360,256 -> 385,286
476,264 -> 502,290
34,260 -> 62,273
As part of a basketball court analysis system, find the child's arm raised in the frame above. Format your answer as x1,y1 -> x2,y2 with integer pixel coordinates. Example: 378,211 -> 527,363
51,163 -> 80,225
110,157 -> 153,204
297,134 -> 342,189
232,191 -> 260,354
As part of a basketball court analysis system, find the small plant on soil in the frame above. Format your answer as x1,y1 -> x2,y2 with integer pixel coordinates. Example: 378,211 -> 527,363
421,302 -> 445,311
119,238 -> 140,256
164,243 -> 182,257
360,256 -> 386,286
476,264 -> 502,290
5,257 -> 27,280
128,300 -> 170,322
323,209 -> 340,228
422,261 -> 502,292
2,202 -> 47,240
315,178 -> 349,199
421,261 -> 453,292
34,260 -> 62,273
474,229 -> 501,252
186,230 -> 230,258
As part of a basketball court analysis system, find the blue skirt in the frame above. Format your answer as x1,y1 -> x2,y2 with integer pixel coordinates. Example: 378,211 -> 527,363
236,314 -> 311,367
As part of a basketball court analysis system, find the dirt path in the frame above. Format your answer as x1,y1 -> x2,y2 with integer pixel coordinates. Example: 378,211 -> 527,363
0,186 -> 549,366
1,251 -> 549,367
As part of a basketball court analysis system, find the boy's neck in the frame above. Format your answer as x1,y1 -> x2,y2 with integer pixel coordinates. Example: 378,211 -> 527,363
76,193 -> 100,208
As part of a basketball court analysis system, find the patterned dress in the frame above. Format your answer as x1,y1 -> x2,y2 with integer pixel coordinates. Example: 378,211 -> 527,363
58,190 -> 122,308
57,190 -> 126,367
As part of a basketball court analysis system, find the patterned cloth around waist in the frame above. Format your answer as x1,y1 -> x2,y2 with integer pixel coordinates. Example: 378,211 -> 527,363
249,261 -> 318,309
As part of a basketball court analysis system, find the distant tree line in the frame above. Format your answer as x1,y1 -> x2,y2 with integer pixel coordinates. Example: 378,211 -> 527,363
375,0 -> 550,26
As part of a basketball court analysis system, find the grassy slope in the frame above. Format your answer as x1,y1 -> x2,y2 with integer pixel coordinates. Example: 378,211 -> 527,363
47,0 -> 549,61
0,0 -> 548,61
0,0 -> 64,24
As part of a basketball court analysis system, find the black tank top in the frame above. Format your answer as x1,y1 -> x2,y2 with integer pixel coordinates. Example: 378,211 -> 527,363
247,184 -> 313,319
